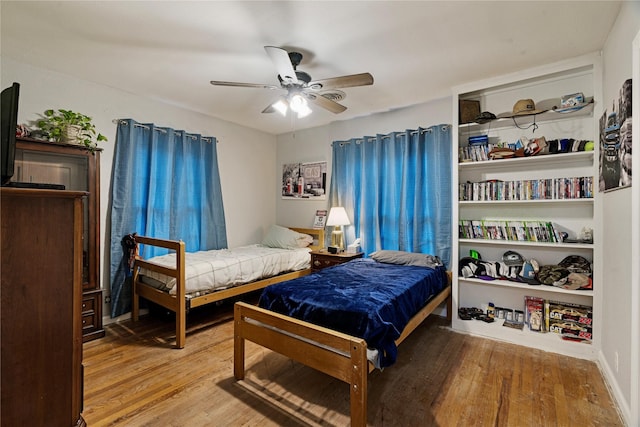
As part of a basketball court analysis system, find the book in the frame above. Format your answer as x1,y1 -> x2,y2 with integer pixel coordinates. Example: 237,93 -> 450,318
313,210 -> 328,229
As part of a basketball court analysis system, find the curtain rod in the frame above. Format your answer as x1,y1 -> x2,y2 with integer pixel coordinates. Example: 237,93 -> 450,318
112,119 -> 215,143
334,124 -> 451,144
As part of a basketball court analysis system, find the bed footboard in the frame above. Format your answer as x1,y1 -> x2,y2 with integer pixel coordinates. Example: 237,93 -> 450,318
234,302 -> 369,427
132,235 -> 187,348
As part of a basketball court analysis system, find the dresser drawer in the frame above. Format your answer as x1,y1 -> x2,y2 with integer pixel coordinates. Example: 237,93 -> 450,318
82,311 -> 98,332
313,256 -> 341,269
81,290 -> 104,341
82,295 -> 96,314
310,251 -> 364,272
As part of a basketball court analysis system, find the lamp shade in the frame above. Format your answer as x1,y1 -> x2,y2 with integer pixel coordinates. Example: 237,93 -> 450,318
326,207 -> 350,226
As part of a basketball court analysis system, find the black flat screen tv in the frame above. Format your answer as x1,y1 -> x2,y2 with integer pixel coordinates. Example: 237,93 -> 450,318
1,82 -> 20,185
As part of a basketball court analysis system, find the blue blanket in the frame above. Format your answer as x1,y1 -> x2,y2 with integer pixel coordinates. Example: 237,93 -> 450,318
259,258 -> 448,368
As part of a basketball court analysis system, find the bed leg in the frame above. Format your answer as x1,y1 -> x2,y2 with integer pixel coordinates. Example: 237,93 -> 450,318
176,305 -> 186,349
132,289 -> 139,322
175,241 -> 186,349
446,292 -> 453,323
132,270 -> 139,321
350,340 -> 368,427
233,303 -> 245,380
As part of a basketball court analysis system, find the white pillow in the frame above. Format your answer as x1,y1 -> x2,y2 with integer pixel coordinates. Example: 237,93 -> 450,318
261,225 -> 313,249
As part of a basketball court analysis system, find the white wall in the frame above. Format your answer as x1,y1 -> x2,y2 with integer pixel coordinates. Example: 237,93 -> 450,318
598,2 -> 640,425
1,57 -> 278,320
275,97 -> 452,232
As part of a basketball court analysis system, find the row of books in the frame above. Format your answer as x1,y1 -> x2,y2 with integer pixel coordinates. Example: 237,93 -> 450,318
459,177 -> 594,201
459,219 -> 568,243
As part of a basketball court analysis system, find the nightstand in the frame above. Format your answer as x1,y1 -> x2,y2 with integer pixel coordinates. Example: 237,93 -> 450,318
310,250 -> 364,272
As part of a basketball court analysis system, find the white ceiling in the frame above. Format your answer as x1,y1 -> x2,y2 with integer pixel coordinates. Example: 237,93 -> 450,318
1,1 -> 621,135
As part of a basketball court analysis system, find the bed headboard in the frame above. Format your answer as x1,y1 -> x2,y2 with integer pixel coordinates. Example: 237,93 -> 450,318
289,227 -> 325,252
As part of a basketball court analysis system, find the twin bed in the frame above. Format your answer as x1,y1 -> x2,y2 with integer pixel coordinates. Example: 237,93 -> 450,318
132,226 -> 324,348
132,227 -> 451,426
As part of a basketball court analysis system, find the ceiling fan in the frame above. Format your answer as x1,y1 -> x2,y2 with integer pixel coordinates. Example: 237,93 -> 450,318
210,46 -> 374,118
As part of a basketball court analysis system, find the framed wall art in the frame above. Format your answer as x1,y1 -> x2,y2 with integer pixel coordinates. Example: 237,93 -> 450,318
282,161 -> 327,200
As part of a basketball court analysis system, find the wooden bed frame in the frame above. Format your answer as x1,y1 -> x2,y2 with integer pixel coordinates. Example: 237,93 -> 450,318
131,227 -> 324,349
233,271 -> 452,427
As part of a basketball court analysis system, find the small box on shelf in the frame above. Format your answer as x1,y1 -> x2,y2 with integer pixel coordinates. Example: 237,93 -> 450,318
459,99 -> 480,124
545,300 -> 592,326
525,296 -> 545,332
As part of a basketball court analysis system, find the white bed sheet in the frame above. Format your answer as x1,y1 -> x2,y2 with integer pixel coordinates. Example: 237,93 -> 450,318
139,244 -> 311,295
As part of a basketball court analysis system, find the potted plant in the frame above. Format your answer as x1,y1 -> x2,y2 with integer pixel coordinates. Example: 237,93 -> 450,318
36,109 -> 107,150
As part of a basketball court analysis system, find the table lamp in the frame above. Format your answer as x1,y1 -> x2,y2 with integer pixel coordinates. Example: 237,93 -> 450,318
326,206 -> 350,251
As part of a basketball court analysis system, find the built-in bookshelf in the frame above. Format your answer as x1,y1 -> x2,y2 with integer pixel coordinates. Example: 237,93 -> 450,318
451,53 -> 602,359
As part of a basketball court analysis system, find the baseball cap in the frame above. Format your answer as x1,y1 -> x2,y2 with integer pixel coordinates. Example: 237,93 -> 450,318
502,250 -> 524,266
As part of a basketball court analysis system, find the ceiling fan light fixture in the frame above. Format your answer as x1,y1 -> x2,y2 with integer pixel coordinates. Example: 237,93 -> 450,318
296,103 -> 312,119
272,99 -> 288,116
289,94 -> 308,113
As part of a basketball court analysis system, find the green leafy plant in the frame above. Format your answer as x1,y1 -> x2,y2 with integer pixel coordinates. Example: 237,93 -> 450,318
36,109 -> 107,150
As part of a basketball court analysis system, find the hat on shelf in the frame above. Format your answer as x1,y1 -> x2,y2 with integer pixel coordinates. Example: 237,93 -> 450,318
502,250 -> 524,266
488,147 -> 516,159
498,99 -> 547,118
552,93 -> 593,113
475,111 -> 497,124
558,255 -> 592,275
514,137 -> 547,157
519,259 -> 540,285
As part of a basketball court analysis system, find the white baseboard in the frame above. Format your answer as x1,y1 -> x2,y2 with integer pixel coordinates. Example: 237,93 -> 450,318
598,350 -> 631,426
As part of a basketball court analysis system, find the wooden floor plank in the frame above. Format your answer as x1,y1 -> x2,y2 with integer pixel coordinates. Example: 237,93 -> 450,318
82,301 -> 623,426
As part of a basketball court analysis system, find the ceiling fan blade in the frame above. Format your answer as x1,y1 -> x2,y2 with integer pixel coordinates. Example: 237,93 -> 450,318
305,93 -> 347,114
308,73 -> 374,90
210,80 -> 280,90
264,46 -> 299,84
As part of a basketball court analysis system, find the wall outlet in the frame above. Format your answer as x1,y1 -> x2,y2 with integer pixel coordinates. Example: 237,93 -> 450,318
104,295 -> 111,304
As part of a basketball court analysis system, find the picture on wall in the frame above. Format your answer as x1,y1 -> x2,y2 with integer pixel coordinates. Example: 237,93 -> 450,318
282,161 -> 327,200
599,78 -> 632,192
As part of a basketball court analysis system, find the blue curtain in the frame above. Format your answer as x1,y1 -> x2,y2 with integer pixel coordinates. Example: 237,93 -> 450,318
109,119 -> 227,317
329,125 -> 452,267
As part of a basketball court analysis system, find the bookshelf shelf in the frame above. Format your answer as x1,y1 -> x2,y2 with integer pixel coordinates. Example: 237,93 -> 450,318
459,277 -> 593,297
453,316 -> 597,359
459,198 -> 593,205
458,101 -> 594,134
458,238 -> 594,250
458,150 -> 594,169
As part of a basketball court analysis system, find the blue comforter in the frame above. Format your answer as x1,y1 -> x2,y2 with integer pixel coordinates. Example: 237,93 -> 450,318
258,258 -> 448,368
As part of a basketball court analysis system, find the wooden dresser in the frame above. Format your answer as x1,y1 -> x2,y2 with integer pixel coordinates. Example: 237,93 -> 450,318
1,188 -> 86,427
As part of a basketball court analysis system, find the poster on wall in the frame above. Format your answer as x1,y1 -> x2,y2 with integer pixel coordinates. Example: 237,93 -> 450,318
282,161 -> 327,200
599,78 -> 632,192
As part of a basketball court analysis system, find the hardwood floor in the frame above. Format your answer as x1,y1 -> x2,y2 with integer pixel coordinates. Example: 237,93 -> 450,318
83,297 -> 623,426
